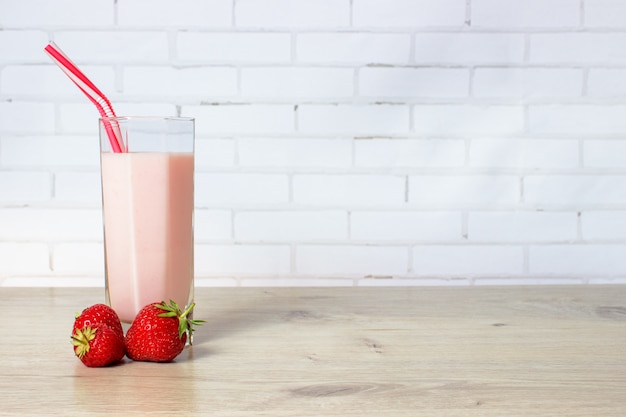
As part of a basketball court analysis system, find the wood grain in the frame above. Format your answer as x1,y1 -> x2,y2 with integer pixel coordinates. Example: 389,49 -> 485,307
0,286 -> 625,416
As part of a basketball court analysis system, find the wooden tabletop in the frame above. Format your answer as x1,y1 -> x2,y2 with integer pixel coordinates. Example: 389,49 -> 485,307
1,285 -> 625,416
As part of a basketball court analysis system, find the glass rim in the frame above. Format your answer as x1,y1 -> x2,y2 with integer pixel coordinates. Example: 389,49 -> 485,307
99,116 -> 195,123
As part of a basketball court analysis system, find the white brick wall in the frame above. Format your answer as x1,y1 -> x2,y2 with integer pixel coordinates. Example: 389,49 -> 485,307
2,0 -> 626,287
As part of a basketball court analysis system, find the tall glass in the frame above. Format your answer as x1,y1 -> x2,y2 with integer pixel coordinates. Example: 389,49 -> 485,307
99,116 -> 195,323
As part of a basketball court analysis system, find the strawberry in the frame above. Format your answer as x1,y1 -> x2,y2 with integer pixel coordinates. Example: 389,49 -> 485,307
71,324 -> 125,367
125,300 -> 203,363
73,303 -> 124,341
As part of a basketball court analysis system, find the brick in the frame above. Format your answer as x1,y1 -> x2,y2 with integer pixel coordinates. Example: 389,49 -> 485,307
0,172 -> 51,203
195,244 -> 291,275
414,34 -> 525,64
54,172 -> 101,206
530,34 -> 626,64
195,138 -> 236,168
413,245 -> 524,276
351,211 -> 462,241
240,277 -> 353,286
529,105 -> 626,134
524,175 -> 626,206
183,104 -> 295,135
0,102 -> 55,134
298,104 -> 410,135
0,0 -> 113,27
354,138 -> 465,168
296,245 -> 408,276
353,0 -> 466,27
0,208 -> 103,240
584,140 -> 626,167
587,69 -> 626,97
123,66 -> 238,97
177,32 -> 291,63
0,136 -> 100,168
529,244 -> 626,275
241,67 -> 354,99
51,243 -> 103,274
293,175 -> 406,207
0,243 -> 50,275
581,211 -> 626,240
473,68 -> 582,98
235,0 -> 350,28
0,31 -> 50,62
585,0 -> 626,27
238,138 -> 352,169
359,67 -> 469,98
468,211 -> 578,242
194,210 -> 233,240
413,105 -> 525,135
53,32 -> 168,63
469,139 -> 579,169
118,0 -> 232,27
408,175 -> 520,206
195,173 -> 289,206
235,210 -> 347,241
297,33 -> 411,64
472,0 -> 580,28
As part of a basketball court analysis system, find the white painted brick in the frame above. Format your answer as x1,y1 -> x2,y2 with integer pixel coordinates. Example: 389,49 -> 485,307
584,0 -> 626,27
195,244 -> 291,275
51,243 -> 103,274
359,68 -> 469,98
530,34 -> 626,64
351,211 -> 462,241
354,139 -> 465,168
240,277 -> 353,287
298,104 -> 410,135
118,0 -> 232,27
238,138 -> 352,169
0,208 -> 103,240
183,104 -> 294,135
235,0 -> 350,28
0,102 -> 55,134
581,211 -> 626,240
524,175 -> 626,206
0,243 -> 50,276
194,209 -> 233,240
0,0 -> 113,27
585,140 -> 626,168
241,68 -> 354,99
529,105 -> 626,135
53,32 -> 169,63
195,138 -> 236,168
123,66 -> 238,97
296,245 -> 408,276
195,173 -> 289,206
472,0 -> 580,28
529,244 -> 626,276
414,34 -> 525,64
473,68 -> 582,99
0,172 -> 51,203
114,103 -> 178,118
413,245 -> 524,276
468,211 -> 578,242
408,175 -> 520,206
1,65 -> 115,97
0,31 -> 49,62
54,172 -> 101,205
353,0 -> 466,27
177,32 -> 291,63
469,139 -> 579,169
292,175 -> 405,207
297,33 -> 411,64
234,210 -> 348,241
413,105 -> 525,135
587,69 -> 626,97
0,136 -> 100,168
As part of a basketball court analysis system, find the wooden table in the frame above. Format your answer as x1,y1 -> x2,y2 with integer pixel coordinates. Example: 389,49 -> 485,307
1,286 -> 625,416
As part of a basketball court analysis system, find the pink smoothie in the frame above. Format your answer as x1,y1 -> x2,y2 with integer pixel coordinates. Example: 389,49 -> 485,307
101,152 -> 194,323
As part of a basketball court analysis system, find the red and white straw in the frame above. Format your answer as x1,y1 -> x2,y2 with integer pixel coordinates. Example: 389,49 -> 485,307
44,42 -> 125,153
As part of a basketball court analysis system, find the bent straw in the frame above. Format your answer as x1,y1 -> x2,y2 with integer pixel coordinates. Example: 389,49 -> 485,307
44,42 -> 125,153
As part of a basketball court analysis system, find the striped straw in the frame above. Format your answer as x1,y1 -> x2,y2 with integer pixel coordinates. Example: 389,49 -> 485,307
44,42 -> 125,153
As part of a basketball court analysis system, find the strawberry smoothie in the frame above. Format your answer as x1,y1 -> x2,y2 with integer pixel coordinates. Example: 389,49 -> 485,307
101,152 -> 194,323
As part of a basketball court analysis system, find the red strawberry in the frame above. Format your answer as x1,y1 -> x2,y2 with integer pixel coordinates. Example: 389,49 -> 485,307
125,300 -> 203,362
73,304 -> 124,341
71,324 -> 125,367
